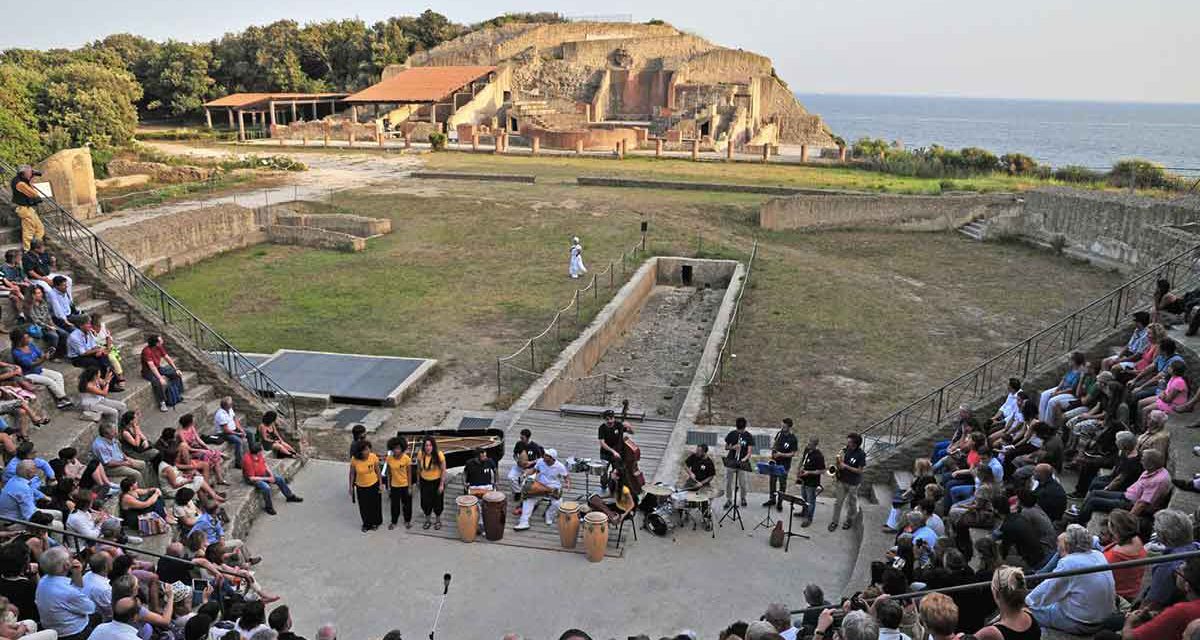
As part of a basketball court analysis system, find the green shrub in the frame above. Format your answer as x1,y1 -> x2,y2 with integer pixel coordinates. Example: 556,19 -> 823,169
999,153 -> 1039,175
852,137 -> 891,159
428,132 -> 448,151
1053,165 -> 1104,184
217,154 -> 307,172
90,147 -> 115,178
955,147 -> 1000,173
1109,158 -> 1179,190
939,179 -> 956,192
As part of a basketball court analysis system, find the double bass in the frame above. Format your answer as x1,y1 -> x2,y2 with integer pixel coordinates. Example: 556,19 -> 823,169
617,400 -> 645,496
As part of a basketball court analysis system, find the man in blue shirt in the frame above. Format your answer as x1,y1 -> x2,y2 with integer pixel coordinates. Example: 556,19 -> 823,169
45,276 -> 74,328
33,547 -> 96,640
91,421 -> 144,486
0,461 -> 56,524
188,502 -> 261,567
66,316 -> 122,390
1,441 -> 54,490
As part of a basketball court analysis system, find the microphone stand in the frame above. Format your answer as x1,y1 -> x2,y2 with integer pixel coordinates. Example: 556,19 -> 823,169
429,573 -> 451,640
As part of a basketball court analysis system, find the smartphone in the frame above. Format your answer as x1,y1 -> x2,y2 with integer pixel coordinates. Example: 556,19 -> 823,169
191,579 -> 208,607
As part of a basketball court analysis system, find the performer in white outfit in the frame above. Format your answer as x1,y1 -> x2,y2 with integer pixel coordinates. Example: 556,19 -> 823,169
514,448 -> 570,530
568,237 -> 587,279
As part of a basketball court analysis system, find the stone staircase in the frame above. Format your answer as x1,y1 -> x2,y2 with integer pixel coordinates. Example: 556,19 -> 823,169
958,218 -> 988,241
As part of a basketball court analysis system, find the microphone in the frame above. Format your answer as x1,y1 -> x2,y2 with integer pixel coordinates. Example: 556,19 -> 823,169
442,573 -> 451,595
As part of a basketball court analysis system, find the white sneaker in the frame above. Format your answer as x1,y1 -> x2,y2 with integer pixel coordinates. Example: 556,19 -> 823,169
126,535 -> 144,545
514,522 -> 530,531
544,519 -> 554,527
159,402 -> 168,412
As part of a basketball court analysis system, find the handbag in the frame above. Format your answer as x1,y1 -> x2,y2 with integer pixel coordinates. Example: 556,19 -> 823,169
23,324 -> 42,339
138,512 -> 169,536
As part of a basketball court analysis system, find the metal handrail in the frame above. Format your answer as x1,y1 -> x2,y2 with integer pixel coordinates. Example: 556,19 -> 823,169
1,160 -> 299,429
860,241 -> 1200,456
788,547 -> 1200,616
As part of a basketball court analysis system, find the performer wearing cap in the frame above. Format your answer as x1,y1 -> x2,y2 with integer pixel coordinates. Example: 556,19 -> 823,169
598,409 -> 634,494
9,164 -> 45,250
514,448 -> 570,531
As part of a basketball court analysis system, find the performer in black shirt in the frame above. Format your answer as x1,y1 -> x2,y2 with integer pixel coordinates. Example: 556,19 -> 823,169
794,436 -> 825,527
722,417 -> 754,509
597,409 -> 633,493
829,432 -> 867,532
507,429 -> 543,516
464,449 -> 497,496
763,418 -> 799,510
682,444 -> 716,490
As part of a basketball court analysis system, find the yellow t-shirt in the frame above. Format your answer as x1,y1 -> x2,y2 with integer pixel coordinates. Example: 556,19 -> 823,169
615,486 -> 634,513
351,452 -> 380,488
417,450 -> 446,481
386,453 -> 412,488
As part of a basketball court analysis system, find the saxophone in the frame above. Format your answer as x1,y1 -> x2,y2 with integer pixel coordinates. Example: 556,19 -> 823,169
827,451 -> 843,476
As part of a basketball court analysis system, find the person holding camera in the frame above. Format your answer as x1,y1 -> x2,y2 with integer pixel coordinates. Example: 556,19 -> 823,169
9,165 -> 45,251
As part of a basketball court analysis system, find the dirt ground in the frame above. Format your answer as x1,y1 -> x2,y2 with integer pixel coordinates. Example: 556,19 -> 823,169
154,144 -> 1125,438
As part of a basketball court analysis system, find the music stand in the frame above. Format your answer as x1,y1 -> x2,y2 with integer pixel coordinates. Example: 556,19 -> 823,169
776,492 -> 810,551
753,461 -> 787,531
718,485 -> 744,531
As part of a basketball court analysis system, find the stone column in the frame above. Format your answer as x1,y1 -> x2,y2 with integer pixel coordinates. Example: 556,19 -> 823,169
726,139 -> 734,161
584,104 -> 592,122
800,144 -> 809,163
350,105 -> 358,123
838,145 -> 847,162
237,110 -> 245,142
291,102 -> 298,122
655,138 -> 663,158
619,139 -> 627,158
471,133 -> 479,151
691,139 -> 699,161
204,109 -> 213,129
532,137 -> 540,155
269,101 -> 277,127
575,139 -> 584,154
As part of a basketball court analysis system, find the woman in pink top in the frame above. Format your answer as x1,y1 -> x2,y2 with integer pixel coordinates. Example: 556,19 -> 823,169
1145,360 -> 1189,424
1102,509 -> 1147,600
176,413 -> 229,485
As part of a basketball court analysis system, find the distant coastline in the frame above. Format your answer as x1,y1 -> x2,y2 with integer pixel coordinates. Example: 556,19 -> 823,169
797,92 -> 1200,173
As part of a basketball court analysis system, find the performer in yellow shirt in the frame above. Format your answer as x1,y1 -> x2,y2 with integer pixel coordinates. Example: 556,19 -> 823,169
384,436 -> 413,530
349,440 -> 382,533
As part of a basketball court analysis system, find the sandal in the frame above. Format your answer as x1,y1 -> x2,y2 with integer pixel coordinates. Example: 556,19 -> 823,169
828,522 -> 837,532
434,519 -> 442,530
422,519 -> 432,530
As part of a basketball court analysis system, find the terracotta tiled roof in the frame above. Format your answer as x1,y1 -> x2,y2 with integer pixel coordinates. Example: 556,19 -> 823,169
203,93 -> 349,108
343,66 -> 496,103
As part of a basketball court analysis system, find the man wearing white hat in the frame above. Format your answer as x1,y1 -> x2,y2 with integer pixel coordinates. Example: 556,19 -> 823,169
568,237 -> 587,279
514,448 -> 570,530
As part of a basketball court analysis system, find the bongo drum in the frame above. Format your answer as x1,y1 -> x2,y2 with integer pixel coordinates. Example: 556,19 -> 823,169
557,501 -> 580,549
482,491 -> 507,541
582,511 -> 608,563
455,495 -> 479,543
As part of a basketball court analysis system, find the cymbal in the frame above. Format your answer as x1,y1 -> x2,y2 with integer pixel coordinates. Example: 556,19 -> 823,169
643,484 -> 675,497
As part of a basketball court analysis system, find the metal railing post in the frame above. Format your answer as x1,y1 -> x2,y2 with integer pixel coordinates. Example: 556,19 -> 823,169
496,358 -> 502,396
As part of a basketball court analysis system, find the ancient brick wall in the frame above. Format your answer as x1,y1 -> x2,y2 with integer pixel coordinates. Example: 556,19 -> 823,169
673,49 -> 772,85
96,204 -> 265,275
759,193 -> 1023,231
560,34 -> 714,68
266,225 -> 365,252
273,213 -> 391,237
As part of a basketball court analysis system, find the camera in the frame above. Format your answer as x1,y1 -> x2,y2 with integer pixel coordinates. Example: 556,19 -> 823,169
30,170 -> 42,178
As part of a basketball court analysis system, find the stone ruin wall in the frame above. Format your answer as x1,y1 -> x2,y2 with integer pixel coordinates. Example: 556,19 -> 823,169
672,49 -> 773,85
560,34 -> 715,68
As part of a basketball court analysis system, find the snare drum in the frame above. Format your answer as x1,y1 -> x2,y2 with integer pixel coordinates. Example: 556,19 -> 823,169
586,461 -> 607,477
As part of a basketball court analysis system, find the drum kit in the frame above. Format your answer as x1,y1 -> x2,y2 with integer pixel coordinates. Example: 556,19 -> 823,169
564,456 -> 609,498
641,483 -> 721,539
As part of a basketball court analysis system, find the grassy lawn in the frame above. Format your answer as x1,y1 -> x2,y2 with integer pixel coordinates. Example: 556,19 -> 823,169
159,163 -> 1124,434
420,150 -> 1068,194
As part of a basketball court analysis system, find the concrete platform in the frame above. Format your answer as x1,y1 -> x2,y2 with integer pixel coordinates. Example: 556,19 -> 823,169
245,460 -> 858,640
226,349 -> 436,405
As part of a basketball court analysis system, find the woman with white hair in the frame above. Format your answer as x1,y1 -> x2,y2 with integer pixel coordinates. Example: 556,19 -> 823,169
1025,524 -> 1115,634
1142,509 -> 1200,611
568,237 -> 587,279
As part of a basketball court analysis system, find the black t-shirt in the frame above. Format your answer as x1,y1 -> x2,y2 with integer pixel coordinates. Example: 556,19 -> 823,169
21,251 -> 53,279
513,440 -> 543,465
724,429 -> 753,465
156,555 -> 193,584
10,176 -> 38,207
798,448 -> 825,487
686,453 -> 716,484
1111,455 -> 1144,492
1035,478 -> 1067,521
598,421 -> 627,456
998,513 -> 1048,568
464,457 -> 497,486
771,431 -> 799,467
837,447 -> 866,486
0,576 -> 37,624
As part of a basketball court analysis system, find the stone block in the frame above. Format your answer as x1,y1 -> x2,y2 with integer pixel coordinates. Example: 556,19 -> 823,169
266,225 -> 365,252
35,147 -> 99,219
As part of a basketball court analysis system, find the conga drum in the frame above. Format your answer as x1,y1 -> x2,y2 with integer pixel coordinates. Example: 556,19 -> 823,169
482,491 -> 507,541
557,501 -> 580,549
455,495 -> 479,543
582,511 -> 608,563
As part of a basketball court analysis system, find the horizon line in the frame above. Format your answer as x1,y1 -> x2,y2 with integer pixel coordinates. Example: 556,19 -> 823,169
794,91 -> 1200,107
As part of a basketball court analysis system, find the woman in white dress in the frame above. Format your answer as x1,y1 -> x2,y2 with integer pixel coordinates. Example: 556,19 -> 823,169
569,236 -> 587,279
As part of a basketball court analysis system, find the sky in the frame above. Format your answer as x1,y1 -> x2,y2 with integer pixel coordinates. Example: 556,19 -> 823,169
2,0 -> 1197,103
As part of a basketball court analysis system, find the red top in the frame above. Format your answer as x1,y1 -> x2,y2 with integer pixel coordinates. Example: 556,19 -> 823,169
1103,542 -> 1147,599
1131,599 -> 1200,640
141,344 -> 167,376
241,452 -> 270,481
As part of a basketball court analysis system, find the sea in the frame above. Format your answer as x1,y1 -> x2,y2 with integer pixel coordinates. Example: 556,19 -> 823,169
795,93 -> 1200,174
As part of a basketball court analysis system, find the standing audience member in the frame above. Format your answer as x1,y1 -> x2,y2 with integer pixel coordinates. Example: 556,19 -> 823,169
9,166 -> 45,250
348,440 -> 382,532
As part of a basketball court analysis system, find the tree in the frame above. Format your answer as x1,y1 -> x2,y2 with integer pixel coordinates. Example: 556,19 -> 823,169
410,10 -> 465,51
37,62 -> 142,149
301,20 -> 372,90
142,41 -> 216,117
0,63 -> 45,166
211,20 -> 325,93
368,18 -> 413,76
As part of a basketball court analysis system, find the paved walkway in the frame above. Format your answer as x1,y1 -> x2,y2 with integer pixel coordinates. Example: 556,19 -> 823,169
245,460 -> 857,640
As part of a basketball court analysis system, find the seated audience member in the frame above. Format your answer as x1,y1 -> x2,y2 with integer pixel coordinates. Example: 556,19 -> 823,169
886,458 -> 935,533
916,593 -> 958,640
1032,464 -> 1067,522
798,584 -> 830,638
1102,509 -> 1147,602
1072,449 -> 1168,524
140,335 -> 183,413
88,313 -> 124,388
928,549 -> 989,632
1039,351 -> 1087,422
1077,429 -> 1142,497
212,397 -> 248,468
931,406 -> 973,465
990,393 -> 1036,451
118,411 -> 161,473
92,419 -> 145,486
81,551 -> 113,620
1011,425 -> 1063,480
21,240 -> 69,298
268,605 -> 305,640
23,286 -> 68,357
995,491 -> 1051,570
66,316 -> 123,387
160,447 -> 225,506
1153,277 -> 1187,325
176,414 -> 228,487
947,465 -> 998,530
975,566 -> 1040,640
1103,311 -> 1152,371
0,543 -> 38,625
1128,336 -> 1184,409
813,609 -> 875,640
0,461 -> 58,525
235,600 -> 269,638
1141,509 -> 1200,612
759,603 -> 795,640
1138,359 -> 1188,424
78,368 -> 126,422
33,547 -> 96,640
989,378 -> 1024,431
117,477 -> 165,532
1025,524 -> 1115,634
242,441 -> 302,515
65,490 -> 120,544
0,250 -> 29,315
257,412 -> 297,459
3,441 -> 54,490
9,328 -> 71,409
1048,361 -> 1101,429
155,542 -> 194,586
1064,375 -> 1121,456
45,278 -> 75,332
187,500 -> 260,568
1105,557 -> 1200,640
872,597 -> 910,640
